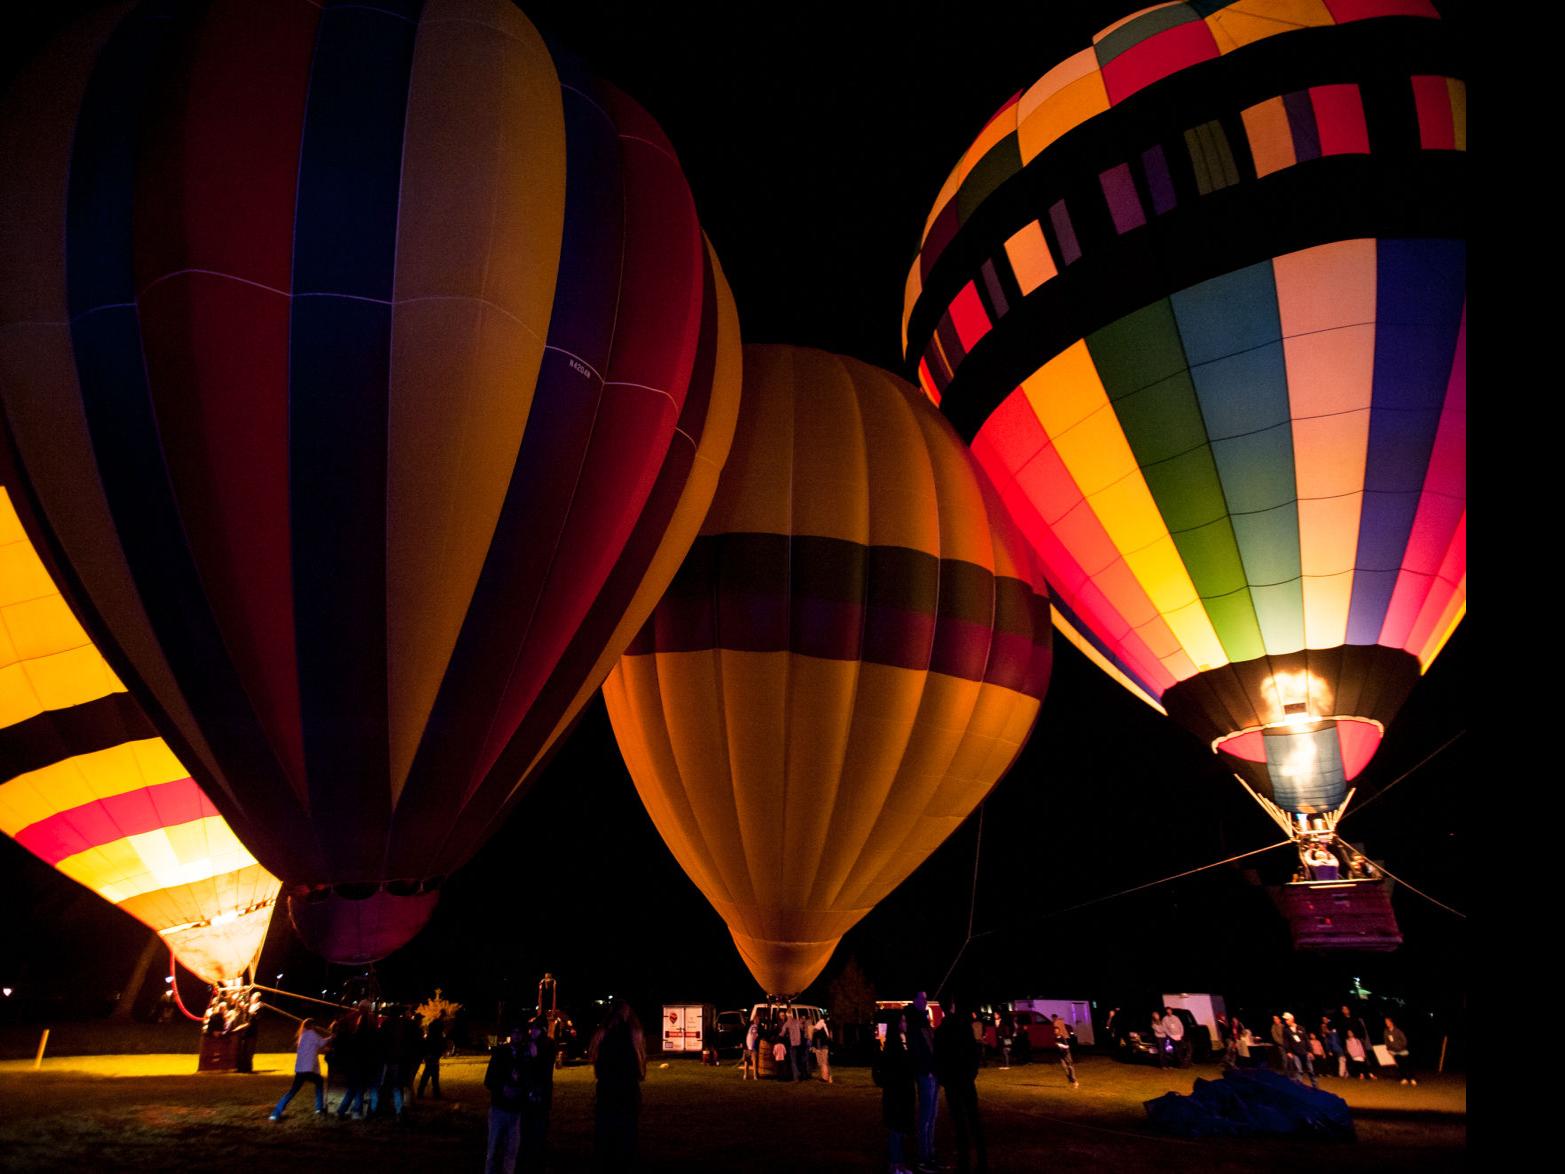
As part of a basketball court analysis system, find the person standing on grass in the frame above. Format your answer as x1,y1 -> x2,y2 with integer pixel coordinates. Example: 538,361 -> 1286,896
589,1000 -> 647,1171
813,1013 -> 834,1084
783,1009 -> 808,1082
1384,1017 -> 1417,1086
519,1016 -> 558,1172
742,1012 -> 760,1080
485,1025 -> 527,1174
270,1018 -> 329,1121
1051,1015 -> 1079,1087
874,1013 -> 917,1174
1162,1008 -> 1186,1067
934,999 -> 988,1174
907,992 -> 939,1173
417,1012 -> 447,1100
334,1004 -> 372,1119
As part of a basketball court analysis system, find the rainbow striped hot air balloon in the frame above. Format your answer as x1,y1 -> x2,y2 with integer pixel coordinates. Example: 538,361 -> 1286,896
0,0 -> 740,964
605,346 -> 1052,995
0,479 -> 278,985
902,0 -> 1463,947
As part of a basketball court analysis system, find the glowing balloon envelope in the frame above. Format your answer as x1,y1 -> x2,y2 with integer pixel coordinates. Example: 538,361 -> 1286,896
0,0 -> 741,963
900,0 -> 1464,823
604,345 -> 1052,995
0,481 -> 278,985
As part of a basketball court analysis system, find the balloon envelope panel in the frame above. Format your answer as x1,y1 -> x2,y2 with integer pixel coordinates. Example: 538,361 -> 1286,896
0,0 -> 740,962
605,346 -> 1052,995
902,0 -> 1464,808
0,484 -> 277,985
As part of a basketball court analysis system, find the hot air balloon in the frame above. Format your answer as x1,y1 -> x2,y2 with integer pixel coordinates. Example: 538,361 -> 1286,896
0,0 -> 741,964
603,346 -> 1052,995
901,0 -> 1464,949
0,474 -> 278,986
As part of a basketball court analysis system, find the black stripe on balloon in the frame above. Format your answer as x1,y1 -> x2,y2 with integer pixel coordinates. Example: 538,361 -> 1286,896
61,1 -> 309,872
288,0 -> 422,877
625,533 -> 1050,698
905,18 -> 1466,442
1161,643 -> 1421,749
0,693 -> 158,787
388,58 -> 626,875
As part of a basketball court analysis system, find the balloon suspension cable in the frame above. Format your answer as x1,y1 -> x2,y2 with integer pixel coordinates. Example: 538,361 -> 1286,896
248,983 -> 356,1012
934,803 -> 985,1001
1339,729 -> 1467,823
1363,857 -> 1467,920
167,946 -> 204,1023
257,1001 -> 305,1023
968,837 -> 1296,945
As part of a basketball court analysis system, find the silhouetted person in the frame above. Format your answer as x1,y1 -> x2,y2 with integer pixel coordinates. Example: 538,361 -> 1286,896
935,1000 -> 987,1174
520,1016 -> 558,1171
907,992 -> 938,1171
589,1000 -> 646,1171
1384,1017 -> 1416,1086
1051,1015 -> 1079,1086
485,1025 -> 527,1174
874,1013 -> 916,1174
417,1013 -> 447,1099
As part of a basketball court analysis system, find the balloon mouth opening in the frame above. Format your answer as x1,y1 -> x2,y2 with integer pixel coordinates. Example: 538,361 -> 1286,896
1215,715 -> 1383,778
286,883 -> 441,965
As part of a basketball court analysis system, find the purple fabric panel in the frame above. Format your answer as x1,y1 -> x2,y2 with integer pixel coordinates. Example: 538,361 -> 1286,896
1099,162 -> 1147,233
1141,144 -> 1177,215
1049,199 -> 1082,265
1283,90 -> 1320,162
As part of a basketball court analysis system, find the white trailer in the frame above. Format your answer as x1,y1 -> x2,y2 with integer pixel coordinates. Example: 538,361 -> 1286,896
660,1003 -> 716,1054
1162,992 -> 1228,1048
1009,998 -> 1095,1046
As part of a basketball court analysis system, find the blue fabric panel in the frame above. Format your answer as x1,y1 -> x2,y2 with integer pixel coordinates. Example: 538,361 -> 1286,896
1346,238 -> 1466,645
1265,727 -> 1347,813
1187,342 -> 1290,439
1170,261 -> 1280,366
288,0 -> 423,873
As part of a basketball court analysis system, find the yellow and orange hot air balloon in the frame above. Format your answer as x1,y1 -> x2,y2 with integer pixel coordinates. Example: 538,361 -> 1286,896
604,346 -> 1052,995
0,478 -> 278,985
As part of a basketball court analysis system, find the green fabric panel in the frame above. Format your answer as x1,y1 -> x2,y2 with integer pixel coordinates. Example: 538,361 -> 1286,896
1185,125 -> 1213,194
1095,4 -> 1202,66
1141,448 -> 1228,531
1089,300 -> 1188,397
1210,426 -> 1295,514
1208,121 -> 1239,189
1232,502 -> 1301,585
1111,372 -> 1208,464
1199,586 -> 1268,664
956,135 -> 1022,227
1250,579 -> 1306,655
1170,516 -> 1249,594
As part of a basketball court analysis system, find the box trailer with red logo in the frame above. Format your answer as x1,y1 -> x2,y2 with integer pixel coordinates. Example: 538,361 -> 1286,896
660,1003 -> 716,1054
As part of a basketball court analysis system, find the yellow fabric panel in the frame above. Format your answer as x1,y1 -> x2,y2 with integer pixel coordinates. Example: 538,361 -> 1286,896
1206,0 -> 1334,54
780,656 -> 861,909
907,382 -> 998,570
1021,341 -> 1105,441
160,893 -> 278,985
117,862 -> 275,934
1004,221 -> 1057,295
0,648 -> 121,728
788,350 -> 871,545
515,239 -> 743,793
1293,408 -> 1369,501
1241,97 -> 1295,178
1303,567 -> 1355,649
1419,592 -> 1464,671
832,671 -> 981,909
605,654 -> 738,910
55,814 -> 256,905
859,363 -> 943,556
803,662 -> 933,911
1018,69 -> 1110,165
704,346 -> 797,537
713,649 -> 790,921
385,1 -> 563,800
1297,493 -> 1362,577
1447,79 -> 1466,150
0,738 -> 188,835
729,931 -> 841,999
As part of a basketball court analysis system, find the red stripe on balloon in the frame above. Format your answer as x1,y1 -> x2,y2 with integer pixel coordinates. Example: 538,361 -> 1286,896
13,775 -> 212,865
130,0 -> 318,799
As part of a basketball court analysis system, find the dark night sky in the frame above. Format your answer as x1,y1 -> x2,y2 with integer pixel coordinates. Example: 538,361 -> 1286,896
2,1 -> 1467,1039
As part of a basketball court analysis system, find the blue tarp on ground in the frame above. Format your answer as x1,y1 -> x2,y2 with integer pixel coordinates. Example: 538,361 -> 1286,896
1144,1068 -> 1355,1139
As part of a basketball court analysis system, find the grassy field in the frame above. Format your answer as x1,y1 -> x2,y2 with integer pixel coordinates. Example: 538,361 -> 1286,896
0,1051 -> 1464,1172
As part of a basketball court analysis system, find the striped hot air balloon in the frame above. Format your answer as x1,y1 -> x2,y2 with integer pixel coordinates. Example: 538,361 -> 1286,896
0,0 -> 741,964
0,477 -> 278,986
901,0 -> 1463,947
604,346 -> 1052,995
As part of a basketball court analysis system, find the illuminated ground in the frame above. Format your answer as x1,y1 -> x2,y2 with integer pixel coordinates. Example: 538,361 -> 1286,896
0,1052 -> 1464,1172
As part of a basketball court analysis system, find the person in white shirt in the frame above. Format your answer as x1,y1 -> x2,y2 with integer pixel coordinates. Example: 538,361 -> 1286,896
1162,1008 -> 1186,1066
270,1019 -> 329,1120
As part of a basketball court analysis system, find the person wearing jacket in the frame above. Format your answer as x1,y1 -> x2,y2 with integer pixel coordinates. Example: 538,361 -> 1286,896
875,1014 -> 916,1174
484,1025 -> 527,1174
907,993 -> 939,1173
1384,1018 -> 1416,1086
934,1000 -> 987,1174
270,1019 -> 329,1121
